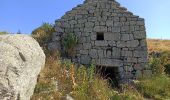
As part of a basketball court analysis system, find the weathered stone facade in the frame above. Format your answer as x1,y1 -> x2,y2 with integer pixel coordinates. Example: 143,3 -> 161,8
49,0 -> 148,83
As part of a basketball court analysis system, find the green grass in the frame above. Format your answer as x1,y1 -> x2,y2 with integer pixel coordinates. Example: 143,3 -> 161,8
137,75 -> 170,100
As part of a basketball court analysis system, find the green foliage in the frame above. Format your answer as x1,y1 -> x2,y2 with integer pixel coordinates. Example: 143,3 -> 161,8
88,64 -> 95,82
137,75 -> 170,100
149,51 -> 170,75
62,33 -> 78,56
0,31 -> 8,35
34,81 -> 56,94
149,57 -> 165,75
162,52 -> 170,75
32,23 -> 55,55
165,64 -> 170,75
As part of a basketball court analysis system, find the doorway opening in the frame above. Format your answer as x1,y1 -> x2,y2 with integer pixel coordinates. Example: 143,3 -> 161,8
96,66 -> 119,87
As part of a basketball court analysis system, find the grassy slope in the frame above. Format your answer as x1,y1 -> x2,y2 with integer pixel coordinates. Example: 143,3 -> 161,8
147,39 -> 170,53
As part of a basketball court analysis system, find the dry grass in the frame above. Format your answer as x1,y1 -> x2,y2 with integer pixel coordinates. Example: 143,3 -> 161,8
31,38 -> 170,100
147,39 -> 170,53
137,75 -> 170,100
31,55 -> 145,100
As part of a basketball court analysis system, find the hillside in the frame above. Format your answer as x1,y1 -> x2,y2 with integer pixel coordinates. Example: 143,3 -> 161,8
147,39 -> 170,53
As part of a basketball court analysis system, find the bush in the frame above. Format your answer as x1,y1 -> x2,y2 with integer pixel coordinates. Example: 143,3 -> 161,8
62,33 -> 78,57
165,64 -> 170,75
149,51 -> 170,75
32,23 -> 55,55
149,57 -> 165,75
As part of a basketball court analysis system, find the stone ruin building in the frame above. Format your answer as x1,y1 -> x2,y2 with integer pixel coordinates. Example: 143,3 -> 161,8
49,0 -> 148,84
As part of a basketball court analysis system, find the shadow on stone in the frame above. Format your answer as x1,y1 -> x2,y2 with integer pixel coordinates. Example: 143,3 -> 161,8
96,66 -> 119,88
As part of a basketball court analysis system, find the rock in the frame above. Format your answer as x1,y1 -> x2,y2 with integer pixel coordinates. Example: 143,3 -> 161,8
135,70 -> 142,78
94,26 -> 107,32
80,55 -> 91,64
66,94 -> 74,100
114,22 -> 122,27
98,59 -> 123,67
85,22 -> 94,27
89,49 -> 98,58
95,41 -> 108,46
112,47 -> 121,58
133,50 -> 147,58
0,34 -> 45,100
106,50 -> 112,58
98,50 -> 104,58
83,43 -> 91,50
121,50 -> 133,57
133,31 -> 146,39
112,27 -> 121,32
117,41 -> 126,47
80,50 -> 89,55
106,20 -> 114,26
121,34 -> 130,41
123,66 -> 133,72
104,33 -> 121,41
126,40 -> 139,47
136,21 -> 145,25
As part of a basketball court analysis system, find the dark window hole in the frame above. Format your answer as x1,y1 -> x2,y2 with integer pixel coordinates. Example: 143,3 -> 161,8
96,32 -> 104,40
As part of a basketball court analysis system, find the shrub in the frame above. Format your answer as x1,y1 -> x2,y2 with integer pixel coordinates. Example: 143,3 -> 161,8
32,23 -> 55,55
62,33 -> 78,57
162,52 -> 170,75
149,57 -> 165,75
149,51 -> 170,75
165,64 -> 170,75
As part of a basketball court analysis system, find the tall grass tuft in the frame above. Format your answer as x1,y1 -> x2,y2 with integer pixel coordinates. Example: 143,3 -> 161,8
31,56 -> 146,100
137,75 -> 170,99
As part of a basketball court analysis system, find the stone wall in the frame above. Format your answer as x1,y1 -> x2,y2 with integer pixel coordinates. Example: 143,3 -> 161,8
49,0 -> 148,83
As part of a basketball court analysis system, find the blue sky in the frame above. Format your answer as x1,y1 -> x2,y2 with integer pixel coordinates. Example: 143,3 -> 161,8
0,0 -> 170,39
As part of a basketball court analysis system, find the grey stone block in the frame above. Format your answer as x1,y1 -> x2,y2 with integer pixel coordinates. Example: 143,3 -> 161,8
89,49 -> 98,58
80,55 -> 91,64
